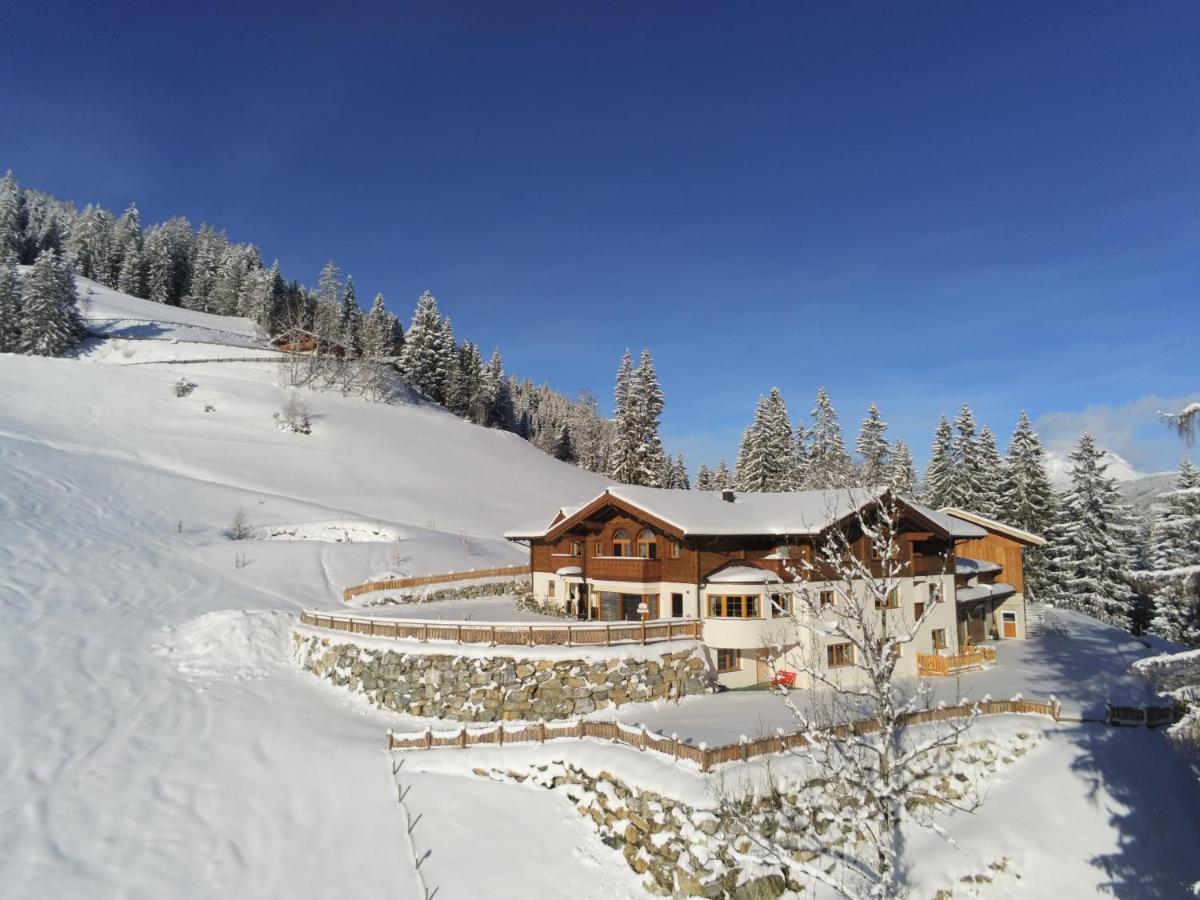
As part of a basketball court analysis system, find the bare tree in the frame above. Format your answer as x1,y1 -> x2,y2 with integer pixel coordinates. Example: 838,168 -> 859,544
227,507 -> 253,540
740,491 -> 976,899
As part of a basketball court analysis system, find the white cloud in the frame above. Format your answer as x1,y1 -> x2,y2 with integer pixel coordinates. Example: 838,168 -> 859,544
1033,393 -> 1200,475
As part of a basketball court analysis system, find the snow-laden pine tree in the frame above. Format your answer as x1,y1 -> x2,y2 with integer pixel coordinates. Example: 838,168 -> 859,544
18,250 -> 84,357
947,403 -> 983,509
923,416 -> 955,507
1146,459 -> 1200,645
998,412 -> 1056,598
671,453 -> 690,490
65,204 -> 115,284
803,387 -> 852,489
889,439 -> 917,496
398,291 -> 454,404
974,425 -> 1003,518
109,203 -> 143,292
1043,433 -> 1135,628
695,464 -> 713,491
0,171 -> 22,259
608,348 -> 666,486
855,402 -> 890,487
736,388 -> 794,491
481,349 -> 512,430
359,292 -> 398,400
142,217 -> 194,306
338,277 -> 363,357
711,460 -> 735,490
790,423 -> 809,490
0,252 -> 21,352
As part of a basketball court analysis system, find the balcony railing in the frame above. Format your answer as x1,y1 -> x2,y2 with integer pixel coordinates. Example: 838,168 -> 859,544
588,556 -> 663,582
916,646 -> 996,676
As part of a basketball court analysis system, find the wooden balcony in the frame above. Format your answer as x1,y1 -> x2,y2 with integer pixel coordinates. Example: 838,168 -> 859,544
910,555 -> 954,577
917,646 -> 996,676
588,556 -> 663,582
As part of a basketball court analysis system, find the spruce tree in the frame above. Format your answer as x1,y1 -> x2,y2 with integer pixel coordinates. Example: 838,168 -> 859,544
855,402 -> 891,487
110,203 -> 142,290
790,423 -> 809,491
975,425 -> 1003,517
1147,459 -> 1200,644
142,217 -> 194,306
18,250 -> 84,356
889,439 -> 917,495
737,389 -> 794,491
609,348 -> 666,486
0,171 -> 23,259
338,277 -> 363,356
949,404 -> 983,509
711,460 -> 735,490
672,453 -> 690,490
804,387 -> 852,489
998,412 -> 1057,599
695,464 -> 714,491
1043,434 -> 1135,627
0,252 -> 21,352
924,416 -> 955,508
65,204 -> 115,283
398,291 -> 452,403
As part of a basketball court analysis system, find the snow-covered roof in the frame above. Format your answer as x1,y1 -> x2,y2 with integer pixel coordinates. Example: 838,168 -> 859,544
912,503 -> 988,539
703,565 -> 783,585
939,508 -> 1046,546
956,582 -> 1017,603
508,485 -> 909,539
956,556 -> 1003,576
555,565 -> 583,576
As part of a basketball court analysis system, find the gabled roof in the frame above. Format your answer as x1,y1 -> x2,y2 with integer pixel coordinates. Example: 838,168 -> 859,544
939,508 -> 1047,547
505,486 -> 966,542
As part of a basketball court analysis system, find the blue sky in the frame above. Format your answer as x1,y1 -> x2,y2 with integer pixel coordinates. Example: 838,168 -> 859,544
2,2 -> 1197,473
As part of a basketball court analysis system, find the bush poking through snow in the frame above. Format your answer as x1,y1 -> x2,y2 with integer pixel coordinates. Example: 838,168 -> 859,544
173,377 -> 196,397
228,507 -> 253,540
274,392 -> 312,434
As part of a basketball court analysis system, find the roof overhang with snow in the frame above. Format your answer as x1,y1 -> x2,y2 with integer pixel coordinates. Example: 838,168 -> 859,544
703,564 -> 784,585
506,486 -> 967,544
939,508 -> 1047,546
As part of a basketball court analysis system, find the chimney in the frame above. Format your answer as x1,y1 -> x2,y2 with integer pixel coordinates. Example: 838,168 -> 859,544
721,490 -> 736,503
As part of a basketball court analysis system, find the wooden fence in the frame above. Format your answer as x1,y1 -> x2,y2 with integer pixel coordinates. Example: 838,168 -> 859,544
916,646 -> 997,677
386,698 -> 1062,772
300,610 -> 703,647
342,564 -> 532,602
1105,703 -> 1185,727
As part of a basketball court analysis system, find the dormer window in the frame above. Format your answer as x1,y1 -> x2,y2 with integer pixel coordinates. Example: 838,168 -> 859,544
612,528 -> 631,557
637,528 -> 657,559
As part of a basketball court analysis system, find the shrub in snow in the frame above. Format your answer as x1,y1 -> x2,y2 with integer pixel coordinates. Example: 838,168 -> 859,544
227,507 -> 253,541
173,377 -> 196,398
274,392 -> 311,434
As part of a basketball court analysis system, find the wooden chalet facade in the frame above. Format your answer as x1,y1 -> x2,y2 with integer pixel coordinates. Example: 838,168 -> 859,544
508,486 -> 1039,688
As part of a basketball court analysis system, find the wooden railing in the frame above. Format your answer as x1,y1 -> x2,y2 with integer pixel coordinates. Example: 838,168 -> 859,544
342,564 -> 531,602
917,646 -> 997,676
386,698 -> 1062,772
1106,703 -> 1186,727
587,556 -> 662,582
300,610 -> 702,647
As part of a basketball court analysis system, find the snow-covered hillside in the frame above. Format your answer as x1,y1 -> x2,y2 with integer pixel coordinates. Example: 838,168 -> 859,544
1043,445 -> 1148,487
0,280 -> 638,899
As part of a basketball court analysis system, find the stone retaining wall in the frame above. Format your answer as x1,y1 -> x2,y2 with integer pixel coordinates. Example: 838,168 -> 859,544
358,578 -> 531,608
293,632 -> 715,721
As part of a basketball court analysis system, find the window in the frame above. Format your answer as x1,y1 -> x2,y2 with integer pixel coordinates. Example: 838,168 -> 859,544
875,587 -> 900,609
913,602 -> 926,621
826,643 -> 854,668
569,540 -> 581,556
548,580 -> 555,597
671,540 -> 681,559
770,593 -> 791,618
819,590 -> 835,610
637,528 -> 657,559
612,528 -> 631,557
931,628 -> 948,651
593,540 -> 601,556
671,593 -> 684,617
929,583 -> 941,604
707,595 -> 760,618
716,648 -> 739,673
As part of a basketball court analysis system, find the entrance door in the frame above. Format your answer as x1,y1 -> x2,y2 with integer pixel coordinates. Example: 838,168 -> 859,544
756,649 -> 772,685
968,608 -> 986,644
1002,611 -> 1018,639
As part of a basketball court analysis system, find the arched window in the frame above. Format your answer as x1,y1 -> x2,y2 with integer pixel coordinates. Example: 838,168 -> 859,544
612,528 -> 631,557
637,528 -> 657,559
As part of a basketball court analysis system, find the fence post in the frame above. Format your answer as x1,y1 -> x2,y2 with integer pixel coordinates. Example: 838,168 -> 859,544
498,725 -> 504,746
460,726 -> 467,749
700,743 -> 710,773
490,625 -> 496,646
539,719 -> 547,743
641,621 -> 646,645
528,625 -> 534,647
456,624 -> 462,645
577,719 -> 585,740
425,727 -> 432,749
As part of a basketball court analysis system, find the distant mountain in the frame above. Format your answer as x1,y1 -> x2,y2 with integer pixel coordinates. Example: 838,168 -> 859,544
1043,446 -> 1176,511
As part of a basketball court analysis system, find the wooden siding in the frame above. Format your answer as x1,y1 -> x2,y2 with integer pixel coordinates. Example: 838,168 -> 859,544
956,531 -> 1027,593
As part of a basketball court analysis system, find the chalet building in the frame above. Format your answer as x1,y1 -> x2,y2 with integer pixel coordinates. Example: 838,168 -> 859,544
507,487 -> 1044,689
939,507 -> 1046,645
